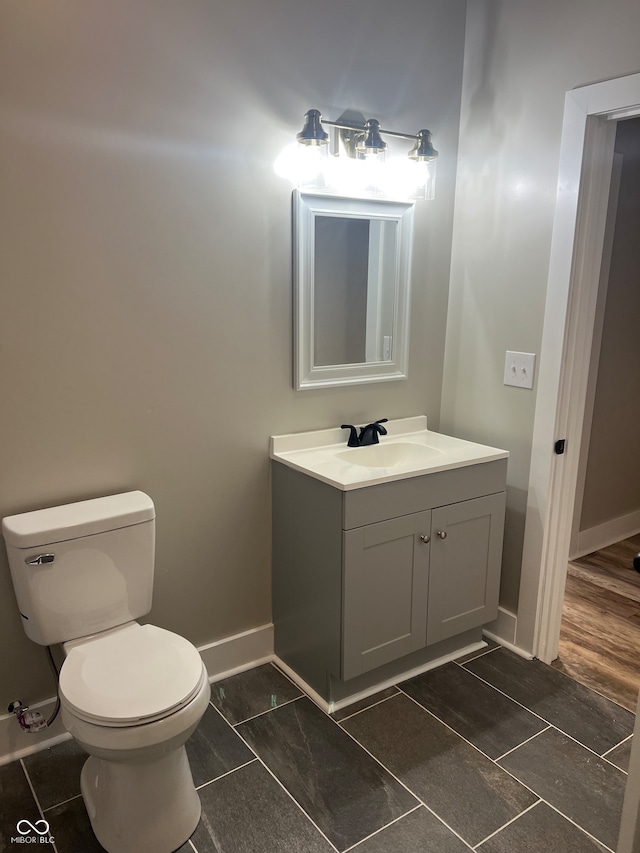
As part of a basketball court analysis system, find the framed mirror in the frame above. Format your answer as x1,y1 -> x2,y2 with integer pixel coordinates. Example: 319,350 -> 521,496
293,191 -> 414,390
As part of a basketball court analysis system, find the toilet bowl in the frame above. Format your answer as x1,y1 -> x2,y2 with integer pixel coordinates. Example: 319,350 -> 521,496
2,491 -> 211,853
59,621 -> 211,853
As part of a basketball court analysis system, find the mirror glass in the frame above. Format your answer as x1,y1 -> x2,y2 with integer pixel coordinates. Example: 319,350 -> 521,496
294,191 -> 414,389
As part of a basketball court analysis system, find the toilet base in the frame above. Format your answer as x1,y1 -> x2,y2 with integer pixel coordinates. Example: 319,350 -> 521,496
80,745 -> 201,853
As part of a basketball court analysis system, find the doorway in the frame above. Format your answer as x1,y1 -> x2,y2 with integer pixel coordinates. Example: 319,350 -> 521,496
515,71 -> 640,665
552,115 -> 640,711
512,71 -> 640,853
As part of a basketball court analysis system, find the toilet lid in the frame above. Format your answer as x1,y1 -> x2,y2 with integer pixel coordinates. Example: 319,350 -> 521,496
59,622 -> 205,726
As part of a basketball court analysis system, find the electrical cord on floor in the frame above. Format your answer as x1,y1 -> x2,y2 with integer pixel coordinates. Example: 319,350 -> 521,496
45,645 -> 61,727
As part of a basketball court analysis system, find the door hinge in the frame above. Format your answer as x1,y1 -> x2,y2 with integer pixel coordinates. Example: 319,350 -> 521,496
554,439 -> 566,455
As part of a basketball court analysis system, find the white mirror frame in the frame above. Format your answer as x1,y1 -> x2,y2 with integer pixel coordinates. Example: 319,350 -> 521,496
293,190 -> 414,390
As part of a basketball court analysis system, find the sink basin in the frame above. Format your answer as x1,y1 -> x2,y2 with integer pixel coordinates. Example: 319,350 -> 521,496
336,442 -> 444,469
270,416 -> 509,490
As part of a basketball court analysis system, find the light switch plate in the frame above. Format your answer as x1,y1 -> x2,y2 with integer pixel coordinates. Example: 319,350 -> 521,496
504,351 -> 536,389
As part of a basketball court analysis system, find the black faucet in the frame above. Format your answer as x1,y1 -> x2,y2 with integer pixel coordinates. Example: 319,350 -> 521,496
358,418 -> 388,445
340,424 -> 360,447
341,418 -> 388,447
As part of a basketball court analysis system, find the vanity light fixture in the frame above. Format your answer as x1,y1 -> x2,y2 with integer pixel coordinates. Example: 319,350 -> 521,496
277,109 -> 438,199
296,109 -> 438,164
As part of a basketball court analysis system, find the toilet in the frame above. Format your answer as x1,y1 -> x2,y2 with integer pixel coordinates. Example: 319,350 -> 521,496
2,491 -> 211,853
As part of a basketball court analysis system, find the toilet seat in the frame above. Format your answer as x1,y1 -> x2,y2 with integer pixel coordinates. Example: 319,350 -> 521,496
59,622 -> 205,727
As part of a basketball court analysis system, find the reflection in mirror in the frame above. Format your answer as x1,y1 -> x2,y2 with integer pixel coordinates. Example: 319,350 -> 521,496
294,192 -> 414,390
313,216 -> 398,367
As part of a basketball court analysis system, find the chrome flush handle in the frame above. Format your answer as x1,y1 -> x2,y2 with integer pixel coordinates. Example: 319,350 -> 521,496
25,553 -> 55,566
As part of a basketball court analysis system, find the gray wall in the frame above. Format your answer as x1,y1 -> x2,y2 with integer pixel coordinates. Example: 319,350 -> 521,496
580,117 -> 640,532
0,0 -> 467,704
442,0 -> 640,612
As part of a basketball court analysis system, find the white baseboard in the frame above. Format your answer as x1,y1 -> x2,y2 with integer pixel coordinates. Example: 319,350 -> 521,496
573,510 -> 640,559
274,639 -> 488,715
0,622 -> 275,767
484,606 -> 517,645
200,623 -> 274,683
272,658 -> 335,714
481,607 -> 532,659
483,631 -> 533,660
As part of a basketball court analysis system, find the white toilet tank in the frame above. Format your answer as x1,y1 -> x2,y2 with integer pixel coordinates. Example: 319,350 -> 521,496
2,491 -> 155,646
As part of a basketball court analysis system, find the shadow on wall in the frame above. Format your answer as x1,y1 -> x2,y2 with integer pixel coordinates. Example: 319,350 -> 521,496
501,484 -> 529,613
465,1 -> 511,142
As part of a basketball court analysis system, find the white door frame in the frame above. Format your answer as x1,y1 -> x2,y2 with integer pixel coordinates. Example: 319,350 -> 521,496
515,71 -> 640,663
569,151 -> 623,559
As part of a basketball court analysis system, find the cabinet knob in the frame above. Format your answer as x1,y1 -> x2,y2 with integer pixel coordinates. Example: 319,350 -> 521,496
437,530 -> 447,539
419,534 -> 430,544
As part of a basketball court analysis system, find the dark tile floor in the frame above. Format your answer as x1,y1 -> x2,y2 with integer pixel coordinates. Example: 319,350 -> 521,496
1,645 -> 634,853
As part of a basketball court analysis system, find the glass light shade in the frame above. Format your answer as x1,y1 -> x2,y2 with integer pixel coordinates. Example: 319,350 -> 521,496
296,143 -> 328,188
412,159 -> 436,200
274,142 -> 328,188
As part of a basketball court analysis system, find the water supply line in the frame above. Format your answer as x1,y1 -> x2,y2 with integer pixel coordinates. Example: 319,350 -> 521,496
8,646 -> 61,733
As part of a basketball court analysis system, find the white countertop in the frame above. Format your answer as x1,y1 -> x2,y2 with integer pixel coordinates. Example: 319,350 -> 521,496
270,416 -> 509,490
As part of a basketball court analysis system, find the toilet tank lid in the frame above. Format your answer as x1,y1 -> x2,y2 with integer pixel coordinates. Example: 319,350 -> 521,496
2,491 -> 155,549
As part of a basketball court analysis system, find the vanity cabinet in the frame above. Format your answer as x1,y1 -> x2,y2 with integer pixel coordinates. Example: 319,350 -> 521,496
343,511 -> 430,678
272,457 -> 507,699
342,492 -> 505,679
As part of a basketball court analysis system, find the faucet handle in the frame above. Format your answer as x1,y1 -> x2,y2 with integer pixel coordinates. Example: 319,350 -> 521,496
361,418 -> 388,438
358,418 -> 389,446
341,424 -> 360,448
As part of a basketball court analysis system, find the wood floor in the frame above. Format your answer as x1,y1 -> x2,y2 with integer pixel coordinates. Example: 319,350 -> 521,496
551,534 -> 640,712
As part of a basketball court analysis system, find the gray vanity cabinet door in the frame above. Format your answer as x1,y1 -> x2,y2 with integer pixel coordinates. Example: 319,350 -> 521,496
426,492 -> 505,645
342,511 -> 431,680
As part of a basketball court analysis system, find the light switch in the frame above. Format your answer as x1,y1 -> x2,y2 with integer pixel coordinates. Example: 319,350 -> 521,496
504,351 -> 536,389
